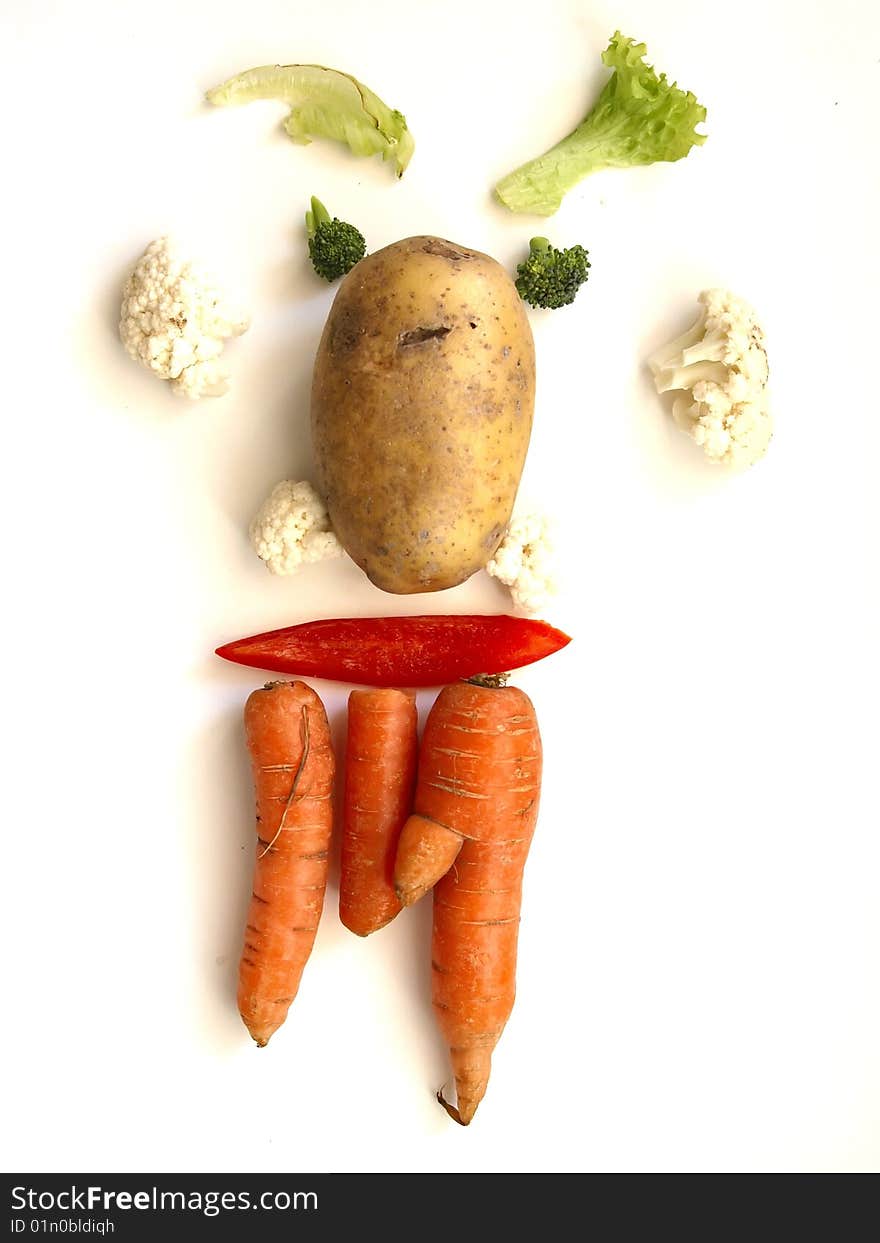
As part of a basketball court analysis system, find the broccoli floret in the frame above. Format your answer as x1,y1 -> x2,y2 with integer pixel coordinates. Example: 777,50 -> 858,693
305,196 -> 366,282
514,237 -> 590,309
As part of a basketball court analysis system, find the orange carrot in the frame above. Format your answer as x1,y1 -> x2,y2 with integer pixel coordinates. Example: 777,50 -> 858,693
238,680 -> 335,1047
394,680 -> 542,1124
340,688 -> 418,936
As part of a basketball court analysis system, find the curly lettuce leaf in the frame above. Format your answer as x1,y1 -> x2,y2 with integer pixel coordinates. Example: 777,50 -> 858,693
495,32 -> 707,215
206,64 -> 414,178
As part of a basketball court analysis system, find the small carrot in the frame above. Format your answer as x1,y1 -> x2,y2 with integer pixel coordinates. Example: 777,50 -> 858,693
394,680 -> 542,1124
340,688 -> 418,936
238,680 -> 335,1047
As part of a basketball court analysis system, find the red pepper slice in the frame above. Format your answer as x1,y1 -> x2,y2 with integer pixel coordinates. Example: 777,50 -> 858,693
215,615 -> 571,687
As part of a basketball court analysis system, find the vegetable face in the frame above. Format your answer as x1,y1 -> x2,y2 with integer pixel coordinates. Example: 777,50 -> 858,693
311,236 -> 536,594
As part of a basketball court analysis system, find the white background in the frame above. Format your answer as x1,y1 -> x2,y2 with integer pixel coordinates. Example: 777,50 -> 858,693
2,0 -> 878,1174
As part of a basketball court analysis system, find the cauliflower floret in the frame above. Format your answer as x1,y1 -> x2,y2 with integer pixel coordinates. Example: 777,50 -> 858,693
119,237 -> 249,398
648,288 -> 772,468
250,480 -> 343,576
486,512 -> 556,614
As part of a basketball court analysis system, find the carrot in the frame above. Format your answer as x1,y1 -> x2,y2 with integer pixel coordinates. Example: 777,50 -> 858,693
238,680 -> 335,1047
394,680 -> 542,1124
339,688 -> 418,936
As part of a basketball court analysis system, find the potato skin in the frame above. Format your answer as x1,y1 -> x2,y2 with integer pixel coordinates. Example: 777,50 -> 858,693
311,236 -> 536,594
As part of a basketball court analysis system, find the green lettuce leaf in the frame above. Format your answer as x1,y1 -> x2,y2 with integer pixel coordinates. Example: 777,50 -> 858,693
495,32 -> 707,215
206,64 -> 414,178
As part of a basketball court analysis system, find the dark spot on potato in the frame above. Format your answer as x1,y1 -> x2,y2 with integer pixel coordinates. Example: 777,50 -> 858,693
422,241 -> 473,261
397,326 -> 453,348
330,306 -> 365,355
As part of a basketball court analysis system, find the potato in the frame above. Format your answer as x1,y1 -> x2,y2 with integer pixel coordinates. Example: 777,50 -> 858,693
311,236 -> 536,594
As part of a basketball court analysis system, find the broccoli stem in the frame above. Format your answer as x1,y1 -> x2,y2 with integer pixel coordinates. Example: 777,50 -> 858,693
305,196 -> 332,239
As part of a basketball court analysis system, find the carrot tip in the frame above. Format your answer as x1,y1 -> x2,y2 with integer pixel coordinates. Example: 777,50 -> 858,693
395,884 -> 423,908
437,1087 -> 469,1127
340,909 -> 402,936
